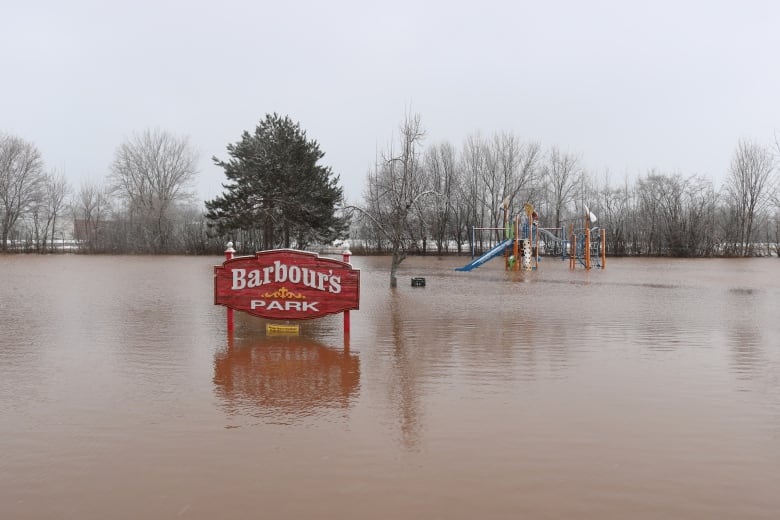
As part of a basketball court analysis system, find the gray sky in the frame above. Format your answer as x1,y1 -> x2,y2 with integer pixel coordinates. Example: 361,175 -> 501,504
2,0 -> 779,203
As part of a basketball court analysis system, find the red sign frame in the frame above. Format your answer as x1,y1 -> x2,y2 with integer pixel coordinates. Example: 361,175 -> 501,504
214,249 -> 360,321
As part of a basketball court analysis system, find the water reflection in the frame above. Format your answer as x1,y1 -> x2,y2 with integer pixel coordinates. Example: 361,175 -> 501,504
387,291 -> 423,450
213,332 -> 359,424
724,288 -> 767,386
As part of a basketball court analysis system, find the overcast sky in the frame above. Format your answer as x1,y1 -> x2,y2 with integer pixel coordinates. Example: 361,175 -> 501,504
2,0 -> 779,203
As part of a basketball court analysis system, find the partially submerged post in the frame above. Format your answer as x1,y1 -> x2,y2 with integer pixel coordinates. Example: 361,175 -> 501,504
584,213 -> 592,271
600,228 -> 607,269
341,246 -> 352,336
569,224 -> 576,270
224,242 -> 236,333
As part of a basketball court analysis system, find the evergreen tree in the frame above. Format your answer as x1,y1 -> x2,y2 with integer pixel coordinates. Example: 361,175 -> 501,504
206,114 -> 349,251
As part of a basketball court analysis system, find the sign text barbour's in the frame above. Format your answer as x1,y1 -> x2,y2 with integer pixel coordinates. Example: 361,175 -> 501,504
214,249 -> 359,320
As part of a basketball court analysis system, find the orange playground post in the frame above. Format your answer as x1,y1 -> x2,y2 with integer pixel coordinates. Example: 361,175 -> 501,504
600,228 -> 606,269
569,224 -> 575,269
584,226 -> 591,270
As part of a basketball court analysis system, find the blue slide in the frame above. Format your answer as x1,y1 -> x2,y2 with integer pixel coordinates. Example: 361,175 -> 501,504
455,238 -> 513,272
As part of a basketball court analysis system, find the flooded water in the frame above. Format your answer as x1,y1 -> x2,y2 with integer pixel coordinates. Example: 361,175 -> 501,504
1,254 -> 779,519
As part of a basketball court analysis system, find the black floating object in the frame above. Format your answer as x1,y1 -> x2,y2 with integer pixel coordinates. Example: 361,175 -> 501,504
411,277 -> 426,287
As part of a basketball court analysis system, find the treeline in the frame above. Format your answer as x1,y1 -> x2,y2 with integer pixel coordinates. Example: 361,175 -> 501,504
1,130 -> 222,254
3,118 -> 779,258
355,120 -> 780,258
1,134 -> 71,253
1,118 -> 347,255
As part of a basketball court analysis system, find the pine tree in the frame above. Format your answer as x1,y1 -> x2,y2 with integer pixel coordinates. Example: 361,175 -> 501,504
206,114 -> 349,251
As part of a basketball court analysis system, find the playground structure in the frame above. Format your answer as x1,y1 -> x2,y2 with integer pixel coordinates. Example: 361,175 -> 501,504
455,203 -> 606,272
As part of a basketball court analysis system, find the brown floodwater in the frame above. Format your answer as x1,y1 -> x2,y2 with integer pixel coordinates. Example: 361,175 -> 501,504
1,254 -> 779,519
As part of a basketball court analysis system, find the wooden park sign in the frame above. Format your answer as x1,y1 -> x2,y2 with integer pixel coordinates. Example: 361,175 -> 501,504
215,248 -> 359,330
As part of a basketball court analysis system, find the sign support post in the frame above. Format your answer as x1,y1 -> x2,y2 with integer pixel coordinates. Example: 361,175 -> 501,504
225,242 -> 236,334
342,247 -> 352,336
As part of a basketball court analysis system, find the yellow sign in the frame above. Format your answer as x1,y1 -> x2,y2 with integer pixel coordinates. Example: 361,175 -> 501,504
266,323 -> 300,335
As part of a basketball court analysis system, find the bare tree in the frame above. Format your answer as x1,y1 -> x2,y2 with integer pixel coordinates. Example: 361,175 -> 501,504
635,172 -> 665,255
684,176 -> 718,256
725,139 -> 774,256
633,172 -> 720,256
72,179 -> 113,252
109,128 -> 198,252
460,133 -> 489,251
0,134 -> 46,251
29,171 -> 70,252
360,112 -> 433,287
455,131 -> 542,252
422,142 -> 458,254
50,173 -> 70,251
772,134 -> 780,256
543,146 -> 581,231
597,173 -> 633,256
499,134 -> 541,223
448,165 -> 470,254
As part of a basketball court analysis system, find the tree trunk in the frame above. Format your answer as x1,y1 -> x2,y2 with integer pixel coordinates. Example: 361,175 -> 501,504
390,250 -> 400,288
